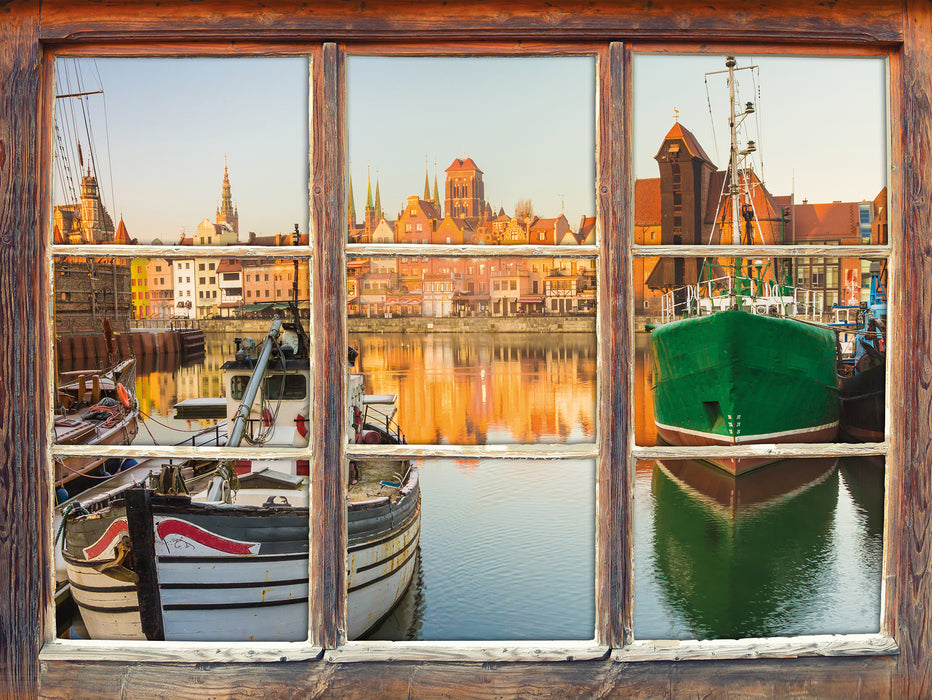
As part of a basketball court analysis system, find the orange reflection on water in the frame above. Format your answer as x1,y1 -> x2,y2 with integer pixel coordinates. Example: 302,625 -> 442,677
351,333 -> 596,445
634,331 -> 658,447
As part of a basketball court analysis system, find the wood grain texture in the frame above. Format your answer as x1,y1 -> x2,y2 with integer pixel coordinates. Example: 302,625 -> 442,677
38,655 -> 896,699
51,244 -> 313,258
347,243 -> 599,258
0,3 -> 46,698
37,0 -> 903,44
631,244 -> 891,258
346,443 -> 598,461
0,2 -> 924,699
615,634 -> 898,663
310,42 -> 346,649
39,640 -> 323,663
596,42 -> 629,648
888,2 -> 932,698
325,641 -> 608,663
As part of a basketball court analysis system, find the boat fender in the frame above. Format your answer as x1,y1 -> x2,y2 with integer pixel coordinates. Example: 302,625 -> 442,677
295,410 -> 309,439
358,429 -> 382,445
116,382 -> 131,408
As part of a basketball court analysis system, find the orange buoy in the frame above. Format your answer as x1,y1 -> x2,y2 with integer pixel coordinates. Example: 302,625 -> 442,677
116,382 -> 131,408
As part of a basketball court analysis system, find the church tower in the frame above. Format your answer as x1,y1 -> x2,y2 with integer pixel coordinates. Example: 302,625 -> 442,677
445,157 -> 484,220
79,170 -> 112,242
216,156 -> 239,235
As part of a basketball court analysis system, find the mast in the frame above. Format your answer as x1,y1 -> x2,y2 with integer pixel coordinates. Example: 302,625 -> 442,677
726,56 -> 741,247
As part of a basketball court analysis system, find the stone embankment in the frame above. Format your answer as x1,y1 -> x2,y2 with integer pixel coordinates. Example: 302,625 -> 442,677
58,328 -> 205,367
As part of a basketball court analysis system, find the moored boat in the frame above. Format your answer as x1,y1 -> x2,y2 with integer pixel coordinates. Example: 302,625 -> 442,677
61,257 -> 420,641
54,354 -> 140,499
837,262 -> 887,442
650,56 -> 839,475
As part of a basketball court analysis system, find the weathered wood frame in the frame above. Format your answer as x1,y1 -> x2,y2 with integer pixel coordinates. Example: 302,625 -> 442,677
1,1 -> 928,697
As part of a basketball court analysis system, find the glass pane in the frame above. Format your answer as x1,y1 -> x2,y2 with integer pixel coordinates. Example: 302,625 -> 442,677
52,57 -> 307,246
54,257 -> 311,454
347,56 -> 595,247
635,257 -> 887,452
633,55 -> 886,247
348,257 -> 596,444
355,458 -> 594,641
634,456 -> 884,640
55,451 -> 310,642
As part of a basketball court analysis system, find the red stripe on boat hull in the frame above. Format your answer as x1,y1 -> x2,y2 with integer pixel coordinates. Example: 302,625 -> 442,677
156,519 -> 259,555
83,518 -> 129,559
655,423 -> 839,476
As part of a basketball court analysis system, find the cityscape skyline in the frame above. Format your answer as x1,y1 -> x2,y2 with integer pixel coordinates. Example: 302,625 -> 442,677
54,54 -> 886,245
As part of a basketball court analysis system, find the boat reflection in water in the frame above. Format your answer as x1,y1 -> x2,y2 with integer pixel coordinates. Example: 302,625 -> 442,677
649,457 -> 842,640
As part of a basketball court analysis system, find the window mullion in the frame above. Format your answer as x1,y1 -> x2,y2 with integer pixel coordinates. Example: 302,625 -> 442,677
596,41 -> 630,648
310,42 -> 347,648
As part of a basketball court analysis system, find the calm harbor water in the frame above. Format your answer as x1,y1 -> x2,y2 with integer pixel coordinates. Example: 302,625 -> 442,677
63,329 -> 882,641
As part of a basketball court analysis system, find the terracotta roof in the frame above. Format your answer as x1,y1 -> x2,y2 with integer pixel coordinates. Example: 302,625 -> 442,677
529,217 -> 557,231
790,201 -> 859,243
217,260 -> 242,272
634,178 -> 661,226
418,199 -> 441,220
113,217 -> 132,244
657,121 -> 715,165
53,224 -> 66,244
576,216 -> 597,245
445,157 -> 483,174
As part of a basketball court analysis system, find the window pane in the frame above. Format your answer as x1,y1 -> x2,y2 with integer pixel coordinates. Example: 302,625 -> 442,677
347,56 -> 595,247
54,257 -> 312,450
52,57 -> 307,247
635,256 -> 887,450
349,258 -> 596,445
633,55 -> 886,247
54,451 -> 310,642
633,456 -> 884,640
356,458 -> 594,641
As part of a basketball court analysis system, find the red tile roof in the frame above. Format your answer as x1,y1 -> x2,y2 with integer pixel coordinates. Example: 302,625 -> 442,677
634,178 -> 661,225
790,201 -> 859,243
445,157 -> 483,174
659,121 -> 715,165
113,217 -> 132,244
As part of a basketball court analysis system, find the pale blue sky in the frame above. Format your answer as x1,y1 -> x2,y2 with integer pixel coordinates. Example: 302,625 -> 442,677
54,54 -> 885,244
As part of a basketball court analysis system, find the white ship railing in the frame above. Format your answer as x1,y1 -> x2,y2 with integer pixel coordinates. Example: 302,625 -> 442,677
660,276 -> 825,324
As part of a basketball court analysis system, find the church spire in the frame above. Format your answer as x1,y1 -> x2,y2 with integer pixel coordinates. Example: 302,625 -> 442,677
217,155 -> 238,234
424,166 -> 431,200
348,176 -> 357,222
375,178 -> 382,218
365,169 -> 373,211
432,171 -> 442,215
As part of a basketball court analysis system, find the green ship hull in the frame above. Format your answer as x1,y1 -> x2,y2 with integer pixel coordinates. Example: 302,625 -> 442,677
651,310 -> 839,475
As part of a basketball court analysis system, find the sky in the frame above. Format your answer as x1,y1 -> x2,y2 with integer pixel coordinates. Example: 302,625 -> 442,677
53,54 -> 886,244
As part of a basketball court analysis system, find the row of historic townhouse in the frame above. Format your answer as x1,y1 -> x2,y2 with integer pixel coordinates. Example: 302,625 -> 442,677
360,205 -> 595,247
131,257 -> 310,320
348,257 -> 597,318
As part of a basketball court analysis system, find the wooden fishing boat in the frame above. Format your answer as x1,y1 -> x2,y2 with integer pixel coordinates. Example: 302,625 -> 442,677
62,276 -> 419,641
54,356 -> 140,499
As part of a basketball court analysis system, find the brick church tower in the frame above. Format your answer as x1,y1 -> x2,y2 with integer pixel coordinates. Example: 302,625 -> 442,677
444,157 -> 485,219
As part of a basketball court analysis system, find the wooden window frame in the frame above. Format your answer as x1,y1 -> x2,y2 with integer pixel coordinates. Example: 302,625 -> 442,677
1,1 -> 929,697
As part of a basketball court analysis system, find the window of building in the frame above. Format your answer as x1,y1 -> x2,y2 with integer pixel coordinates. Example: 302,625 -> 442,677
12,10 -> 919,700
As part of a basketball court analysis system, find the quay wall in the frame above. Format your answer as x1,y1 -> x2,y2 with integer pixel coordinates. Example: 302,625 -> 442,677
189,316 -> 597,334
